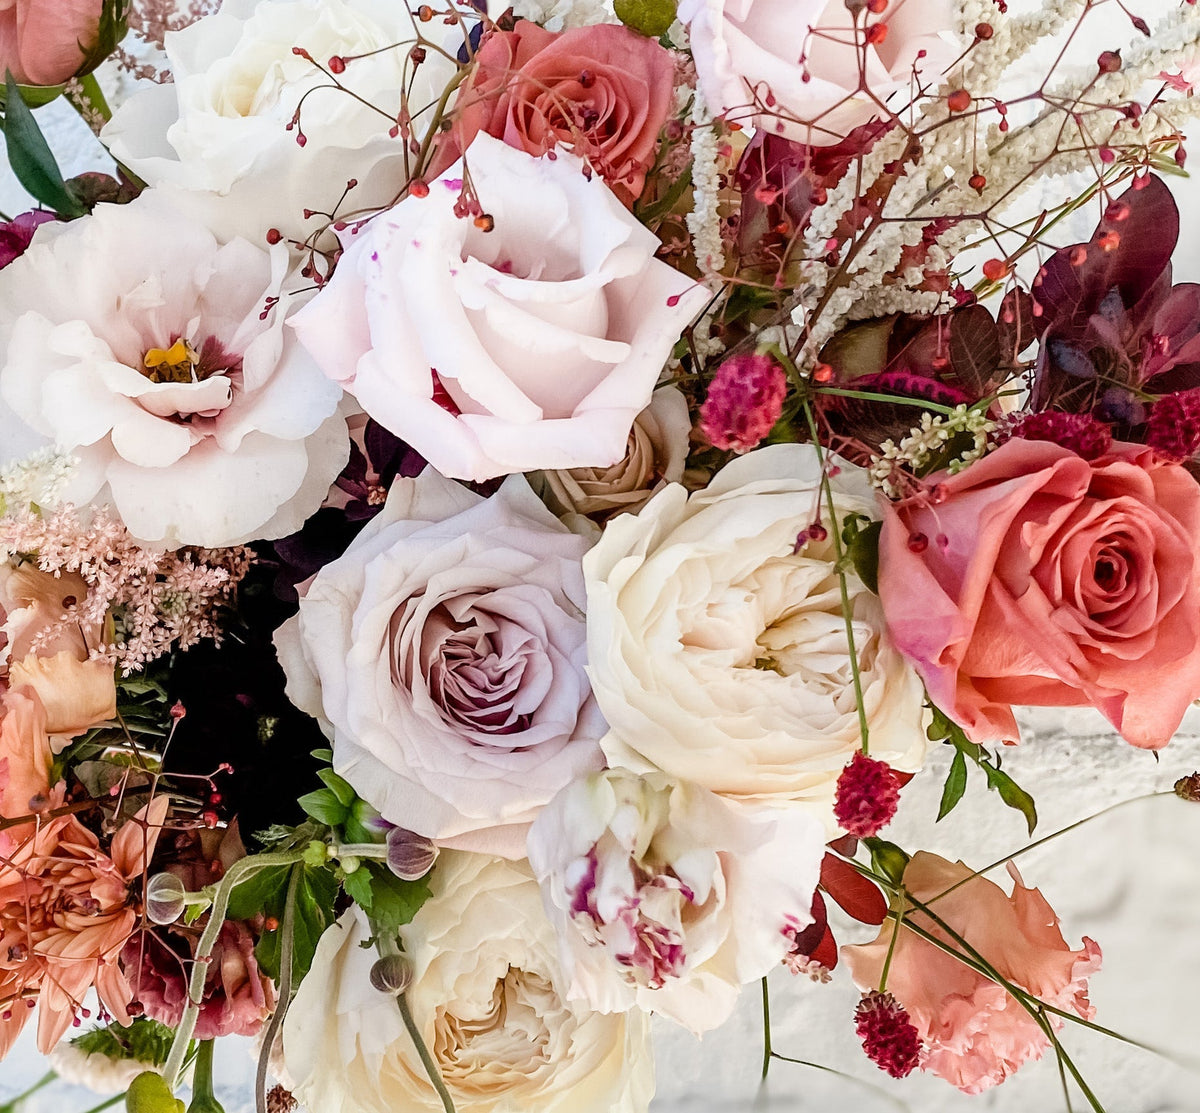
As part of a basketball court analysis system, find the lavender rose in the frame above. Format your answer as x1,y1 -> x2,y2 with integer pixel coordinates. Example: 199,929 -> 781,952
275,468 -> 606,856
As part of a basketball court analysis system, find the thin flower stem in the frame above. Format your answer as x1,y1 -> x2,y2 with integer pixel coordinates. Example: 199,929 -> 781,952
0,1069 -> 56,1113
760,977 -> 773,1081
78,1096 -> 122,1113
398,993 -> 456,1113
162,851 -> 306,1090
811,387 -> 959,416
769,1054 -> 913,1111
255,865 -> 301,1113
877,910 -> 903,993
801,398 -> 870,753
0,208 -> 12,223
329,842 -> 390,860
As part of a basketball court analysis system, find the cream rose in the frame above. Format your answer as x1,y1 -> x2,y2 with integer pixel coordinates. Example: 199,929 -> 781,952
532,386 -> 692,525
290,134 -> 707,483
102,0 -> 461,247
0,192 -> 348,548
583,444 -> 928,830
679,0 -> 962,144
528,768 -> 824,1033
283,853 -> 653,1113
275,468 -> 605,857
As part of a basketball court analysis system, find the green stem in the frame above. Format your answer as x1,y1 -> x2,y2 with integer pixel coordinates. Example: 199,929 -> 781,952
162,851 -> 306,1090
769,1054 -> 913,1111
0,1070 -> 56,1113
79,1096 -> 123,1113
760,977 -> 772,1081
73,72 -> 111,123
188,1040 -> 219,1112
800,398 -> 870,753
811,386 -> 959,416
254,865 -> 301,1113
397,993 -> 456,1113
877,910 -> 903,993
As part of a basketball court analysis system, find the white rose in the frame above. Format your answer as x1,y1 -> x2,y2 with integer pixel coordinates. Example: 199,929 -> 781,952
679,0 -> 962,144
584,443 -> 928,831
102,0 -> 462,247
283,853 -> 653,1113
289,134 -> 708,483
275,468 -> 605,857
528,768 -> 824,1033
0,192 -> 347,548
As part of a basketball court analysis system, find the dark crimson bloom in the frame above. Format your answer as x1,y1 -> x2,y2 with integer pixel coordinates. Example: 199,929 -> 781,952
855,990 -> 923,1078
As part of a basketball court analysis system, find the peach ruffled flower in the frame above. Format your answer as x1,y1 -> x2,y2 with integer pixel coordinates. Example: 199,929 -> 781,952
0,793 -> 169,1059
843,851 -> 1101,1094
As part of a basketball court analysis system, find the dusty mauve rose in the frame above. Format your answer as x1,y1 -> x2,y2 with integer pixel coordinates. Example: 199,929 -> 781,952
843,852 -> 1101,1094
679,0 -> 961,144
284,854 -> 653,1113
533,386 -> 691,524
1,564 -> 116,737
291,134 -> 705,484
877,438 -> 1200,749
433,22 -> 676,205
0,0 -> 102,86
275,468 -> 605,857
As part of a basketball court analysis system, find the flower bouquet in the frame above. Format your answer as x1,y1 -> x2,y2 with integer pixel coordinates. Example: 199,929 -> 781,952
0,0 -> 1197,1110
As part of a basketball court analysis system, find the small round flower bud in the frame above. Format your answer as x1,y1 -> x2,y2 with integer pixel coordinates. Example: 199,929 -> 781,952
386,827 -> 438,881
370,953 -> 414,995
145,873 -> 187,925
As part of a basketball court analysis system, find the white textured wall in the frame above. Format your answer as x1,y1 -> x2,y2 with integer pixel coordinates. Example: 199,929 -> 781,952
2,29 -> 1200,1113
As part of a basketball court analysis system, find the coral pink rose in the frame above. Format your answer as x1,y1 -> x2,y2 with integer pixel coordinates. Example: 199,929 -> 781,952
433,22 -> 676,205
877,438 -> 1200,749
0,0 -> 104,87
843,852 -> 1101,1094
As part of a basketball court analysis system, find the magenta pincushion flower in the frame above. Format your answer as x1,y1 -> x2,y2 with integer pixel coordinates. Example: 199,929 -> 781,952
854,990 -> 922,1079
833,752 -> 901,838
700,353 -> 787,453
1147,389 -> 1200,462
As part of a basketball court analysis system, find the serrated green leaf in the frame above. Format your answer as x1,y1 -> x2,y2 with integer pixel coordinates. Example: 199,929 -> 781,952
613,0 -> 677,37
341,865 -> 374,909
225,863 -> 291,921
982,763 -> 1038,835
363,862 -> 433,935
183,903 -> 206,925
290,867 -> 338,982
318,768 -> 356,808
2,73 -> 86,217
936,747 -> 968,822
298,787 -> 349,827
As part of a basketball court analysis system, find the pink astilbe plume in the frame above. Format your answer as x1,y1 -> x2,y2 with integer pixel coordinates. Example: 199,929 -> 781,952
0,506 -> 251,673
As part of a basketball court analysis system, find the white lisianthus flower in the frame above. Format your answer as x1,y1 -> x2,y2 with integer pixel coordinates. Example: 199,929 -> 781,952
283,853 -> 653,1113
584,443 -> 928,831
102,0 -> 463,247
290,134 -> 707,483
528,768 -> 824,1033
275,468 -> 605,857
0,192 -> 348,548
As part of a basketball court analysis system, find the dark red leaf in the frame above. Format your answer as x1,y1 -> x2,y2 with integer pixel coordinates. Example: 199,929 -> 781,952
819,852 -> 888,925
949,303 -> 1002,393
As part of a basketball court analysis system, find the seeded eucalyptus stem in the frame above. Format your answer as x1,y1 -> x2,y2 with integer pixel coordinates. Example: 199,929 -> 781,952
162,850 -> 306,1091
799,396 -> 871,753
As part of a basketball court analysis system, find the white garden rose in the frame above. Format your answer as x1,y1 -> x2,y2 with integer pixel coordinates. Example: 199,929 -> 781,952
275,468 -> 605,857
0,192 -> 348,548
679,0 -> 962,144
290,134 -> 707,483
283,853 -> 653,1113
102,0 -> 463,247
528,768 -> 824,1033
584,443 -> 928,831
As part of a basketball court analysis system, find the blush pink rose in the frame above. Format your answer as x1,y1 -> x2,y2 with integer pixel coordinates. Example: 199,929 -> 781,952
877,438 -> 1200,749
433,22 -> 676,206
0,0 -> 103,87
843,852 -> 1101,1094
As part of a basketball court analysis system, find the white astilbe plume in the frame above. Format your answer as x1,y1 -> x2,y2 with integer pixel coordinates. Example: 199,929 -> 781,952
0,448 -> 77,514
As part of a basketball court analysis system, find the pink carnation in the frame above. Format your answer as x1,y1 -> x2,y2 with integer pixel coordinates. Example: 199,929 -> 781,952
843,852 -> 1101,1094
700,354 -> 788,453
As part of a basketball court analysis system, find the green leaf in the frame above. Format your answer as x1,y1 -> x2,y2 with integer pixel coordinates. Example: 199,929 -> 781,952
76,0 -> 130,78
225,863 -> 291,921
341,865 -> 374,909
318,768 -> 357,808
310,747 -> 334,763
363,862 -> 433,935
342,798 -> 381,845
841,515 -> 882,594
2,72 -> 86,217
73,1017 -> 176,1067
862,837 -> 910,887
982,763 -> 1039,835
613,0 -> 677,37
298,787 -> 349,827
290,866 -> 338,982
0,82 -> 64,110
936,748 -> 968,822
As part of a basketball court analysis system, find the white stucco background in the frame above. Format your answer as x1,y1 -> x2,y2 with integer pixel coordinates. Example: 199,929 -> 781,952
1,6 -> 1200,1111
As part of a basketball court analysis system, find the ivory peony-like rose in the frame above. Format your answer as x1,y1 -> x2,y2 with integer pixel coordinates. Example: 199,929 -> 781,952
584,444 -> 928,830
275,468 -> 605,857
877,438 -> 1200,749
0,192 -> 349,548
290,134 -> 706,483
532,386 -> 691,524
433,21 -> 676,205
527,768 -> 825,1033
679,0 -> 962,144
843,852 -> 1102,1094
101,0 -> 461,246
0,0 -> 102,87
283,853 -> 653,1113
1,564 -> 115,738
